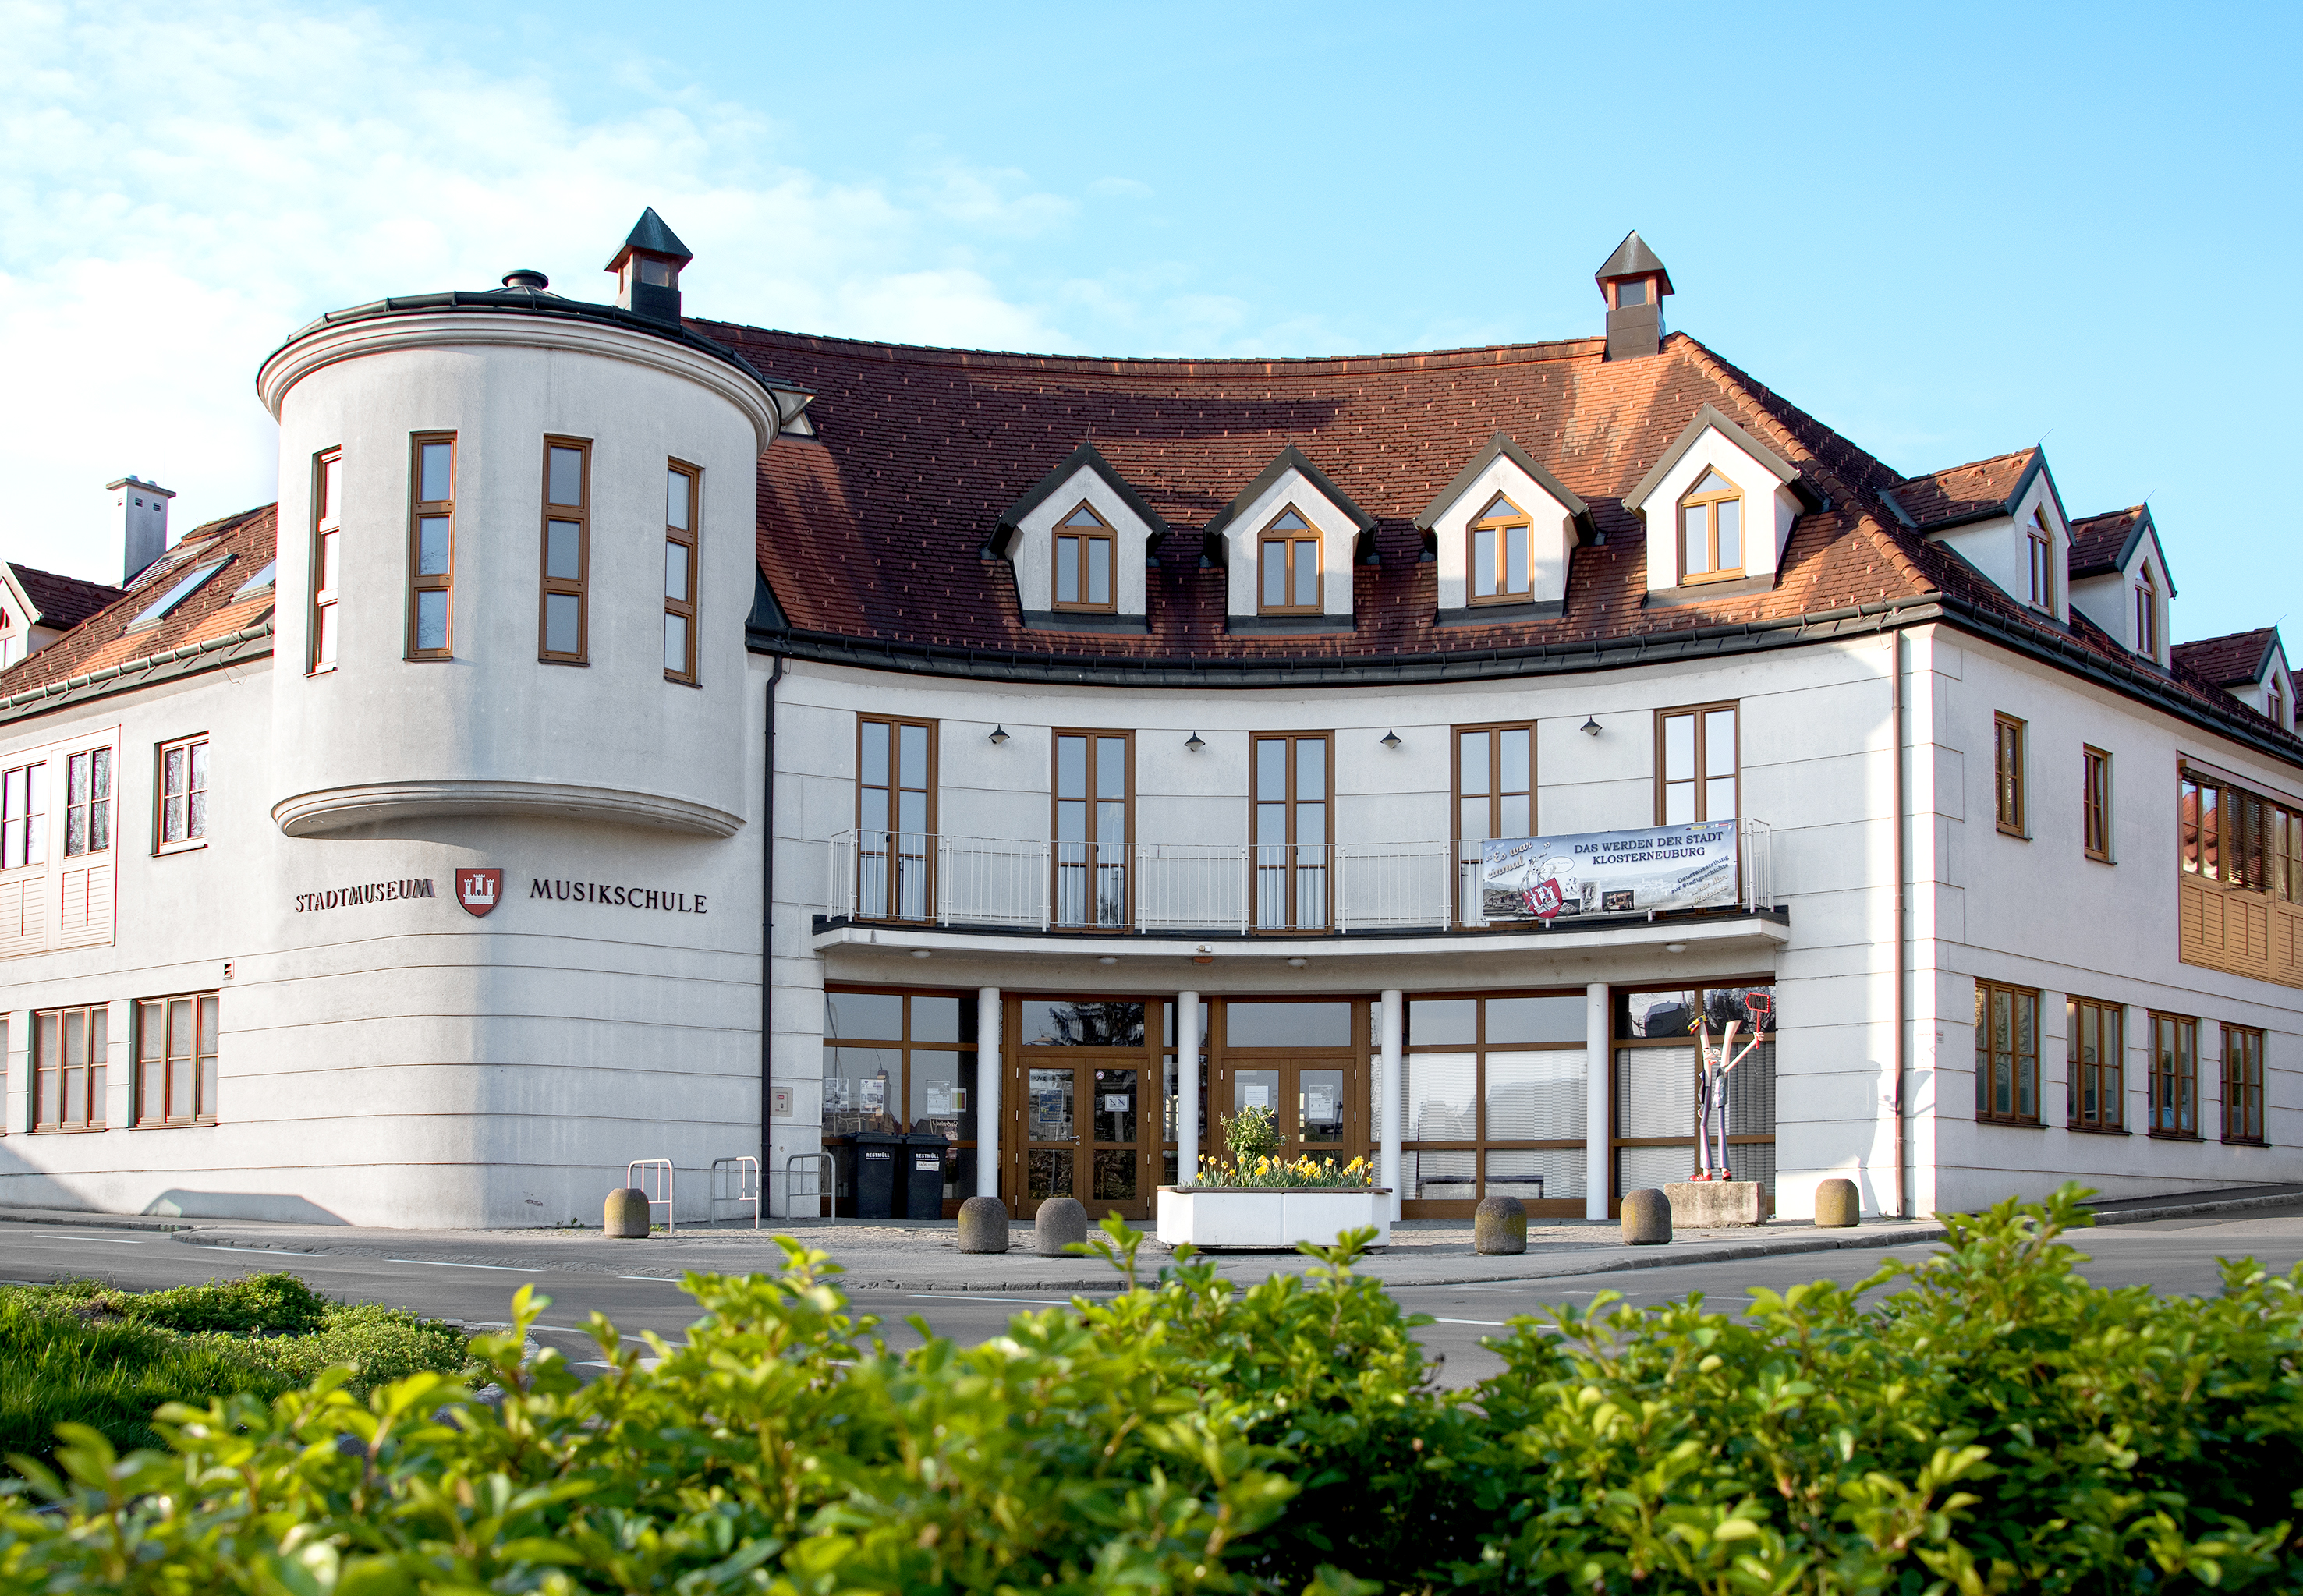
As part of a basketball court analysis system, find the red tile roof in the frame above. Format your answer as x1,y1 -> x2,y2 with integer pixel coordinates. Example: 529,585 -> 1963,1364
9,563 -> 123,630
0,508 -> 276,699
1882,448 -> 2040,530
2173,628 -> 2279,688
2068,504 -> 2145,577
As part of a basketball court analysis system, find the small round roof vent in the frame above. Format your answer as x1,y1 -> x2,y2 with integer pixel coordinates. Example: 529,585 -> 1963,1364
501,268 -> 550,291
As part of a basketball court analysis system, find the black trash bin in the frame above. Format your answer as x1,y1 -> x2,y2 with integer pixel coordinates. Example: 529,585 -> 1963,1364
840,1131 -> 902,1219
902,1132 -> 951,1220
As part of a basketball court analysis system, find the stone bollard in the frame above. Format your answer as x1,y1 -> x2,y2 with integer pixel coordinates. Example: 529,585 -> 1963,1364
1473,1194 -> 1528,1255
957,1194 -> 1012,1254
1035,1195 -> 1089,1257
1621,1187 -> 1672,1246
604,1187 -> 650,1239
1814,1177 -> 1861,1228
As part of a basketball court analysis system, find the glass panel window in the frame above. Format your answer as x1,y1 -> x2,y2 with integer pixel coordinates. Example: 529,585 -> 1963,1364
1676,468 -> 1744,581
1224,1002 -> 1352,1049
665,462 -> 701,683
1469,493 -> 1532,602
33,1003 -> 108,1130
2149,1013 -> 2198,1138
2222,1024 -> 2265,1144
310,450 -> 342,672
537,438 -> 590,663
2067,996 -> 2123,1131
136,992 -> 220,1125
1256,505 -> 1321,615
856,717 -> 934,920
1017,1000 -> 1146,1048
820,989 -> 980,1206
1053,501 -> 1116,611
1974,980 -> 2040,1124
1053,731 -> 1130,929
2082,747 -> 2111,861
158,736 -> 208,848
1454,722 -> 1535,924
1994,715 -> 2025,835
1656,703 -> 1737,826
63,748 -> 111,858
1251,732 -> 1329,929
1405,990 -> 1597,1211
406,434 -> 456,659
2,760 -> 47,870
2027,510 -> 2056,609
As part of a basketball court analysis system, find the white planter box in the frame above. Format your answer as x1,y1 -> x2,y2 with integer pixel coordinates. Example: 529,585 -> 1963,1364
1157,1187 -> 1392,1251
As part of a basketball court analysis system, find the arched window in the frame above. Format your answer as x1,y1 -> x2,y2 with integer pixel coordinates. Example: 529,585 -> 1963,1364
2133,568 -> 2159,656
1258,506 -> 1320,614
1677,469 -> 1743,582
2025,508 -> 2055,610
1469,493 -> 1532,602
1054,501 -> 1115,611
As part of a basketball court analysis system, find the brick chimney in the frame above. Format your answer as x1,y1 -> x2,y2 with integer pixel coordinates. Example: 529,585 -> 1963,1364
108,475 -> 175,582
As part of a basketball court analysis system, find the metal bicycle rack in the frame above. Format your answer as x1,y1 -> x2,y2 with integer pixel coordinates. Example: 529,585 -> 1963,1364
785,1152 -> 835,1222
711,1155 -> 762,1229
626,1159 -> 675,1234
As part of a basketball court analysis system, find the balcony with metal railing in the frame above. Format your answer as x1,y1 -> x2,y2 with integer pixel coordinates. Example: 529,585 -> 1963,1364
821,817 -> 1779,939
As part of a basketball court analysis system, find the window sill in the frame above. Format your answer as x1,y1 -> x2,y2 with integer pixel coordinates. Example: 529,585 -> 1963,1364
1975,1116 -> 2045,1129
2147,1131 -> 2203,1142
154,840 -> 208,858
664,674 -> 703,689
1995,825 -> 2029,840
30,1124 -> 108,1134
539,656 -> 590,667
306,664 -> 337,678
132,1118 -> 218,1130
2064,1122 -> 2130,1136
2085,851 -> 2114,865
2220,1137 -> 2267,1148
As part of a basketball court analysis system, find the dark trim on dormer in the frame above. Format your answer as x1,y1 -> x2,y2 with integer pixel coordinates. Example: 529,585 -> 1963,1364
1201,444 -> 1377,543
988,442 -> 1170,563
1890,449 -> 2067,536
1413,431 -> 1594,542
2069,505 -> 2176,596
1625,405 -> 1826,515
745,569 -> 789,646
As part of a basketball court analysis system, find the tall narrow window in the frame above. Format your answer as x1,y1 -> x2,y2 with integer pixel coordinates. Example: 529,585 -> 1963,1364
2067,996 -> 2124,1131
2025,508 -> 2055,610
1053,502 -> 1115,612
1677,469 -> 1744,582
1257,507 -> 1320,614
2279,805 -> 2302,904
34,1003 -> 107,1130
1974,980 -> 2040,1124
1656,703 -> 1738,826
63,748 -> 111,858
2,759 -> 48,870
1053,731 -> 1130,928
540,437 -> 590,664
1252,732 -> 1329,929
135,992 -> 219,1127
1993,713 -> 2026,835
157,736 -> 208,851
2133,570 -> 2158,656
2223,1024 -> 2265,1144
406,433 -> 456,660
665,462 -> 700,682
2149,1012 -> 2198,1137
310,449 -> 342,672
856,717 -> 934,921
1469,494 -> 1532,602
2269,679 -> 2288,731
1454,723 -> 1533,923
2082,745 -> 2112,862
2226,788 -> 2268,891
2181,776 -> 2220,879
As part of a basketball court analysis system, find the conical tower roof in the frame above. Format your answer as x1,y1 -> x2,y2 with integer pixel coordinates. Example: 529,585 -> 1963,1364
606,207 -> 693,271
1594,230 -> 1672,295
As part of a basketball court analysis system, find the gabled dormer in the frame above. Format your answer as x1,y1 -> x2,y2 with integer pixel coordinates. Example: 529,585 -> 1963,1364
1,561 -> 126,672
1203,445 -> 1375,632
987,443 -> 1167,633
2067,504 -> 2175,664
1884,446 -> 2071,625
1415,432 -> 1591,623
2174,628 -> 2296,734
1628,405 -> 1822,603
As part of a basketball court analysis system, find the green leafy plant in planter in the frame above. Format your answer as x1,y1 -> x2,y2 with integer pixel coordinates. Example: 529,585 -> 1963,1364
1181,1105 -> 1376,1189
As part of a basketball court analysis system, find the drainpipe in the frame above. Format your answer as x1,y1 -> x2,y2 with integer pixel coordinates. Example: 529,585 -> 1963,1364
1887,629 -> 1909,1219
760,653 -> 785,1212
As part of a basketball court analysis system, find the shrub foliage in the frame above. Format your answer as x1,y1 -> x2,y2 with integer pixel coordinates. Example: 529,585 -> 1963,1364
3,1187 -> 2300,1593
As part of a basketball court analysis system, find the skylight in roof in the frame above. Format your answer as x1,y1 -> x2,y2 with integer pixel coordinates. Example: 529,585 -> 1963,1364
232,560 -> 277,597
126,557 -> 231,631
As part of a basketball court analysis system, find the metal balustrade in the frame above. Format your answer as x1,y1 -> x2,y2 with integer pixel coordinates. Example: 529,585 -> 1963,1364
824,820 -> 1777,933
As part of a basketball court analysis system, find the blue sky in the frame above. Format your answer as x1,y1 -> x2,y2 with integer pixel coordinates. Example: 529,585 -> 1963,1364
3,0 -> 2294,644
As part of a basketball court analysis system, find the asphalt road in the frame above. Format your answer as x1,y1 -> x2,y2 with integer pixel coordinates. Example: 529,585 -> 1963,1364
6,1205 -> 2301,1389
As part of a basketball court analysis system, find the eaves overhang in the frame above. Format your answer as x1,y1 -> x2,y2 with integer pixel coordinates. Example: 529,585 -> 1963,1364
0,620 -> 275,727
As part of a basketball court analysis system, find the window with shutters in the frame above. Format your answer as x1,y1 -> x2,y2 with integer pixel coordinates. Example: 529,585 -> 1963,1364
1053,502 -> 1116,612
2066,995 -> 2124,1131
2178,770 -> 2303,987
1974,980 -> 2040,1125
538,437 -> 590,664
406,433 -> 456,660
1656,702 -> 1738,826
134,992 -> 219,1127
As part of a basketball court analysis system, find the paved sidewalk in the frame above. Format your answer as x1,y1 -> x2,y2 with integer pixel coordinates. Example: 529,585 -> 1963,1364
5,1183 -> 2295,1294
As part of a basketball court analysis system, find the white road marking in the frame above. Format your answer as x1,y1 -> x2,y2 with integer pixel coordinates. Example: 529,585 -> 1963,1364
181,1244 -> 322,1256
905,1292 -> 1103,1306
2,1235 -> 147,1246
386,1258 -> 533,1272
619,1275 -> 681,1283
1430,1317 -> 1508,1326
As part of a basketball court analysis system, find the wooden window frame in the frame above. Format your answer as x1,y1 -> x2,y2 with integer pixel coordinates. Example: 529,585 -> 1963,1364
1654,702 -> 1739,826
2222,1023 -> 2266,1145
32,1003 -> 108,1132
1051,730 -> 1132,929
1468,494 -> 1533,604
1052,500 -> 1118,614
2082,745 -> 2112,862
665,459 -> 701,684
155,734 -> 208,855
538,436 -> 591,665
62,746 -> 112,860
1974,979 -> 2042,1125
405,432 -> 457,660
2134,570 -> 2158,656
1401,987 -> 1593,1217
856,716 -> 937,922
2269,679 -> 2287,732
1451,721 -> 1535,924
1,756 -> 47,872
2025,509 -> 2056,610
1993,713 -> 2027,837
1256,504 -> 1323,617
1676,469 -> 1746,585
133,991 -> 220,1127
309,448 -> 342,674
1250,731 -> 1331,931
2148,1010 -> 2198,1138
2066,995 -> 2124,1132
820,984 -> 980,1217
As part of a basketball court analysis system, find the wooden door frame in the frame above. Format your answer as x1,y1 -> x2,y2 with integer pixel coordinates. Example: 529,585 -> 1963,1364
1204,996 -> 1372,1167
1001,993 -> 1164,1219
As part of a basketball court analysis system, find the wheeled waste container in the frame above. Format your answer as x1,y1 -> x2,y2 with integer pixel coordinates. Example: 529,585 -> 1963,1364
902,1132 -> 951,1219
829,1131 -> 903,1219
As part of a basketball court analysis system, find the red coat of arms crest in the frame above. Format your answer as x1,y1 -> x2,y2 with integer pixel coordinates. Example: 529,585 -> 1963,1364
456,868 -> 504,918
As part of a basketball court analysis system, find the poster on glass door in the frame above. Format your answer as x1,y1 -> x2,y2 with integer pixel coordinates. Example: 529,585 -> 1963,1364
1479,822 -> 1738,921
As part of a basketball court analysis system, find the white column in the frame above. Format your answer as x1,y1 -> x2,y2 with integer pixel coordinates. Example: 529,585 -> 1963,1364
1176,989 -> 1200,1185
976,987 -> 1001,1201
1380,988 -> 1405,1221
1586,982 -> 1611,1221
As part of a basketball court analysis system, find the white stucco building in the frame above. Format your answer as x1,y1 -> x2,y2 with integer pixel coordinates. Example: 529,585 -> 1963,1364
1,218 -> 2297,1229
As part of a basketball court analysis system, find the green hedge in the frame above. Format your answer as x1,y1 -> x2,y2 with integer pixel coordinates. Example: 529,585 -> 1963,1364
3,1187 -> 2299,1593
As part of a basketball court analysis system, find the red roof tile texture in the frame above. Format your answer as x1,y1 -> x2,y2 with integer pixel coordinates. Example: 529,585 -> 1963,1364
2173,628 -> 2279,688
0,508 -> 276,695
2067,505 -> 2144,576
9,563 -> 124,631
1883,448 -> 2039,530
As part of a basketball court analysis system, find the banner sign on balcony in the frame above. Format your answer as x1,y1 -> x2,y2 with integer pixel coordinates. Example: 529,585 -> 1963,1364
1480,821 -> 1738,920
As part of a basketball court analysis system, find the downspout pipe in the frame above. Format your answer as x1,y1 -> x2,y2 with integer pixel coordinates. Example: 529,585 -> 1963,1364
1888,629 -> 1909,1219
760,653 -> 785,1209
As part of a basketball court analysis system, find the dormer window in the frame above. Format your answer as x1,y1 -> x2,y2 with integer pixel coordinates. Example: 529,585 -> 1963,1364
1259,506 -> 1320,614
2025,508 -> 2055,610
1469,494 -> 1532,602
2269,676 -> 2288,731
2134,569 -> 2160,657
1053,502 -> 1115,611
1678,469 -> 1743,583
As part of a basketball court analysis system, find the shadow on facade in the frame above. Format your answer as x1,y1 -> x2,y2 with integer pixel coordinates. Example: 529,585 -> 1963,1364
142,1190 -> 350,1224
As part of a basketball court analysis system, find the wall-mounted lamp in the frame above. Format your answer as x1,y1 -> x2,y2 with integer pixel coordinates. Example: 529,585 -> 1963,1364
988,725 -> 1009,745
1380,729 -> 1402,749
1285,957 -> 1309,968
1581,717 -> 1603,737
910,948 -> 932,959
1097,955 -> 1119,965
1184,731 -> 1206,752
1664,943 -> 1687,954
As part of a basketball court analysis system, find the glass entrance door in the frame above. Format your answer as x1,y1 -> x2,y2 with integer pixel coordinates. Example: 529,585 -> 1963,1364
1006,996 -> 1159,1220
1221,1059 -> 1363,1169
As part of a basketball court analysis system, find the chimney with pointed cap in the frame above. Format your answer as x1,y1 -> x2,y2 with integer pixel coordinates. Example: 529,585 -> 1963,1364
1594,231 -> 1674,359
107,475 -> 175,582
605,207 -> 694,323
